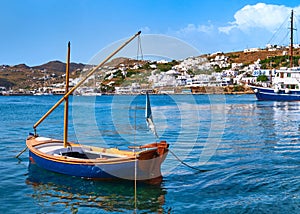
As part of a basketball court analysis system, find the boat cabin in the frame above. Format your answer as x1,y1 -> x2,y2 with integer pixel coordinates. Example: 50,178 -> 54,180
273,67 -> 300,90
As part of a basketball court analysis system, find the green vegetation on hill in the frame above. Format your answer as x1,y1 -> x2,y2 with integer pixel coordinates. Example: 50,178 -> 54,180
259,55 -> 300,69
0,78 -> 15,89
156,60 -> 179,71
214,65 -> 231,73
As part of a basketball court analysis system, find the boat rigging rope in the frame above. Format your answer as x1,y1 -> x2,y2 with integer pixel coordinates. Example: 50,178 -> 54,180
136,34 -> 143,61
168,149 -> 209,173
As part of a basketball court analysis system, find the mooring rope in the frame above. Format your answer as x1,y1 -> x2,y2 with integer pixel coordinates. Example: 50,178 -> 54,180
168,149 -> 209,173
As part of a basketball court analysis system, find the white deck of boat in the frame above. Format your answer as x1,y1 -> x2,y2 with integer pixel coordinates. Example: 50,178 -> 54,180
34,142 -> 128,158
35,137 -> 53,142
35,143 -> 65,154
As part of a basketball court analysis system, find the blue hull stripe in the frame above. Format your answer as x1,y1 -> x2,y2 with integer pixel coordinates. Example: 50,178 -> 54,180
30,151 -> 121,179
251,86 -> 300,101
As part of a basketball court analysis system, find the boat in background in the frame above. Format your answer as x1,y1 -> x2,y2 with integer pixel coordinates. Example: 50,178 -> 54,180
250,67 -> 300,101
251,10 -> 300,101
24,32 -> 169,183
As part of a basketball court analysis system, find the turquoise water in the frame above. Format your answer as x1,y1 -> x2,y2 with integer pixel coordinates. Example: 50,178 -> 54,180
1,94 -> 300,213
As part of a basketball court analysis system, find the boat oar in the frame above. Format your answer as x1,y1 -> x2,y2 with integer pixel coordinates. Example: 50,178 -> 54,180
15,146 -> 28,159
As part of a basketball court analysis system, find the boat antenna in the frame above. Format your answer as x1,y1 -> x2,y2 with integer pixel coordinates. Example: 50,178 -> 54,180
63,41 -> 70,148
32,31 -> 141,133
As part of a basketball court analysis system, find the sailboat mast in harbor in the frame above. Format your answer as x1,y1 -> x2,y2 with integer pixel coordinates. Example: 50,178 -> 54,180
250,10 -> 300,101
22,31 -> 169,183
63,42 -> 70,148
290,10 -> 295,68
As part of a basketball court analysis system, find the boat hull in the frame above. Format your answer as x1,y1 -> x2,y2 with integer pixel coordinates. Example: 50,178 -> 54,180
251,86 -> 300,101
26,136 -> 169,182
29,150 -> 120,179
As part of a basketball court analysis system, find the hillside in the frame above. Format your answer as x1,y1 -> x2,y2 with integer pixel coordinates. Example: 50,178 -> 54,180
222,48 -> 300,68
32,60 -> 86,74
0,61 -> 85,90
1,47 -> 300,91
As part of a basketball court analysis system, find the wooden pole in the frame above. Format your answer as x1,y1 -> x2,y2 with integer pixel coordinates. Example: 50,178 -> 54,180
15,146 -> 28,159
33,31 -> 141,132
290,10 -> 294,68
63,42 -> 70,148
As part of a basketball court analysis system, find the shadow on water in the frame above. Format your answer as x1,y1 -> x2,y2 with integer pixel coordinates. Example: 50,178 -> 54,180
26,163 -> 168,213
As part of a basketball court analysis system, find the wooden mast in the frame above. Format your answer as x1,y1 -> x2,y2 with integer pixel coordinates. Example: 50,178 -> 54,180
33,31 -> 141,133
290,10 -> 294,68
63,42 -> 70,148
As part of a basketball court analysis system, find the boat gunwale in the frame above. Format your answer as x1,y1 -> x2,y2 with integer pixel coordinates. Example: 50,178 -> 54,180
26,136 -> 164,165
27,137 -> 135,165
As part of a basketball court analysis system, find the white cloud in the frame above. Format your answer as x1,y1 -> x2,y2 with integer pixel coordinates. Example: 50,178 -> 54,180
219,3 -> 300,34
177,23 -> 214,35
218,24 -> 235,34
166,3 -> 300,54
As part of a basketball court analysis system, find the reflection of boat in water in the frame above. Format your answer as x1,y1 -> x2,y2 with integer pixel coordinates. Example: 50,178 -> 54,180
26,163 -> 166,213
81,92 -> 102,96
251,10 -> 300,101
24,32 -> 169,183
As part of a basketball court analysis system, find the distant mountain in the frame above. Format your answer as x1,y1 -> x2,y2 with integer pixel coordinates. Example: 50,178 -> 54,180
12,63 -> 30,70
0,60 -> 88,91
33,60 -> 86,73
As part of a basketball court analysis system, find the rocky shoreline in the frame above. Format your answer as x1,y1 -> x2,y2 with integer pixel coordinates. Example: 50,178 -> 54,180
0,85 -> 255,96
190,85 -> 254,94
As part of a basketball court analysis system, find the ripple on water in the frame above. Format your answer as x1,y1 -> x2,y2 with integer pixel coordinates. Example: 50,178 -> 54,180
3,95 -> 300,213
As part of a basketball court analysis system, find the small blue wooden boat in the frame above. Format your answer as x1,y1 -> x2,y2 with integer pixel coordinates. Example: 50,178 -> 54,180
26,136 -> 169,181
25,31 -> 169,183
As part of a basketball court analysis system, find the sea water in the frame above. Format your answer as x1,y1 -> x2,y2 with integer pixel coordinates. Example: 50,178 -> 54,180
1,94 -> 300,213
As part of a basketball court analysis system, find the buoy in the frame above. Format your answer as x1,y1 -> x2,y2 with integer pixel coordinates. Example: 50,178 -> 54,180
285,88 -> 290,94
254,89 -> 258,93
274,88 -> 279,93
